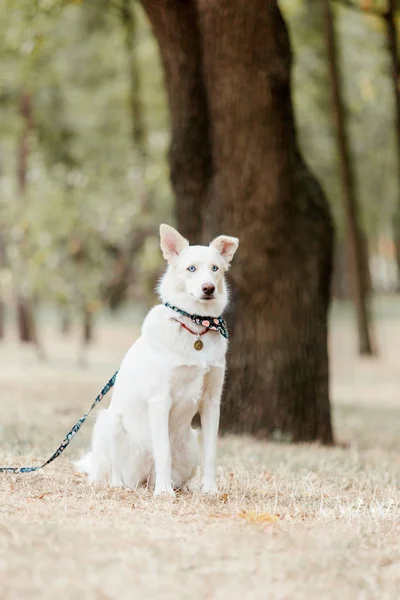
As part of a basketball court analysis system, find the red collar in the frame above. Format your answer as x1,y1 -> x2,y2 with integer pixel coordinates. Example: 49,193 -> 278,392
175,319 -> 209,336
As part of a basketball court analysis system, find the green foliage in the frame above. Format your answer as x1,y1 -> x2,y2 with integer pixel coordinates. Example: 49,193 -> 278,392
0,0 -> 172,317
281,0 -> 398,240
0,0 -> 399,323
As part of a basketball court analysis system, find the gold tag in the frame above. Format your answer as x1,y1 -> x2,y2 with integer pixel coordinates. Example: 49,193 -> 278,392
194,339 -> 203,351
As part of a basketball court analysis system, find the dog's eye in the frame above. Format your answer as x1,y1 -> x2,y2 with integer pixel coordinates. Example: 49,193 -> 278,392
211,265 -> 219,272
187,266 -> 196,272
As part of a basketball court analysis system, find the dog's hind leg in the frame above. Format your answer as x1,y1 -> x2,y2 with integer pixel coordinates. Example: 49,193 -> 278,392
109,413 -> 152,489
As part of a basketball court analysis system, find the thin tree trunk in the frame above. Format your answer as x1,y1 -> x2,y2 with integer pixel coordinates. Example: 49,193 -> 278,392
140,0 -> 211,243
385,0 -> 400,292
78,306 -> 94,367
17,296 -> 36,343
121,0 -> 147,158
332,239 -> 350,300
144,0 -> 334,442
360,231 -> 372,296
83,307 -> 93,345
0,146 -> 5,340
16,93 -> 42,354
60,310 -> 72,336
323,0 -> 375,355
0,299 -> 4,340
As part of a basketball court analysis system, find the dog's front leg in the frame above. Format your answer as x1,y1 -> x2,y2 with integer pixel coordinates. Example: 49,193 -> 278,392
200,367 -> 224,494
149,393 -> 174,496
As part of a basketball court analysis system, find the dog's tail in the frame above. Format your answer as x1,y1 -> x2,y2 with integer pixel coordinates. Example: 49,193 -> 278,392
73,452 -> 92,474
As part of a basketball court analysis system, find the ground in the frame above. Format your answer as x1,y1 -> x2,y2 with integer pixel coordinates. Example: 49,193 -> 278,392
0,299 -> 399,600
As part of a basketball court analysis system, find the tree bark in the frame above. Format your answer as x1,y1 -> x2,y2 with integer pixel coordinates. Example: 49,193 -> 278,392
196,0 -> 334,442
385,0 -> 400,292
323,0 -> 375,355
140,0 -> 211,243
143,0 -> 334,443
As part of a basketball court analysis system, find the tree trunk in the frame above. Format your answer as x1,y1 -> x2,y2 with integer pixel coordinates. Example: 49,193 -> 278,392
60,310 -> 72,336
16,93 -> 41,350
83,307 -> 93,345
17,296 -> 36,343
143,0 -> 334,443
121,0 -> 147,158
140,0 -> 211,243
16,295 -> 44,360
360,231 -> 372,297
0,147 -> 5,340
323,0 -> 375,355
197,0 -> 334,442
385,0 -> 400,292
332,239 -> 350,300
0,299 -> 4,340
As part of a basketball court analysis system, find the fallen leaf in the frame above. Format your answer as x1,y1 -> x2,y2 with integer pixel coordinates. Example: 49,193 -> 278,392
237,510 -> 279,524
33,492 -> 52,500
219,493 -> 229,504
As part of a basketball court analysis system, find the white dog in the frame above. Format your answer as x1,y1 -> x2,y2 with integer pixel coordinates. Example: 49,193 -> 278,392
75,224 -> 238,496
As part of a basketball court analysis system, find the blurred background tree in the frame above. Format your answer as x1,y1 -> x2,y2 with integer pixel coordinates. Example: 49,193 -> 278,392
0,0 -> 399,441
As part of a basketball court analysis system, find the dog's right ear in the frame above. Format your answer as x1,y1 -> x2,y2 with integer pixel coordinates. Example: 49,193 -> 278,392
160,224 -> 189,262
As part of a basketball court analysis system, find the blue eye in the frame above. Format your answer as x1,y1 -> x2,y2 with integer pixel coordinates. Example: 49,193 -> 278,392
187,266 -> 196,272
212,265 -> 219,272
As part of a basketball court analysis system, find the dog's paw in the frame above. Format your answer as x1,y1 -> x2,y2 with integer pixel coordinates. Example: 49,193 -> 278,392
202,481 -> 218,495
154,481 -> 175,497
184,480 -> 200,493
154,489 -> 176,498
110,481 -> 124,489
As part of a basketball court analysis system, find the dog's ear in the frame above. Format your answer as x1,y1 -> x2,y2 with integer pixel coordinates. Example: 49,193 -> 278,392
160,224 -> 189,262
210,235 -> 239,264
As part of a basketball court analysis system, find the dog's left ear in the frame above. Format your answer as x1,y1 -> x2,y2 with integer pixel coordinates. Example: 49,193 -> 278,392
210,235 -> 239,265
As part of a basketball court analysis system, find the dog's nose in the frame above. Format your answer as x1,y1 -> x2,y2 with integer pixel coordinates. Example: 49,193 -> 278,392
202,283 -> 215,296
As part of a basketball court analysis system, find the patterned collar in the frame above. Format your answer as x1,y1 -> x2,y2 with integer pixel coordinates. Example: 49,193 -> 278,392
164,302 -> 229,339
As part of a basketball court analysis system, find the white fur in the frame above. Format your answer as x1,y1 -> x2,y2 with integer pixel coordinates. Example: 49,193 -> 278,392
75,224 -> 239,496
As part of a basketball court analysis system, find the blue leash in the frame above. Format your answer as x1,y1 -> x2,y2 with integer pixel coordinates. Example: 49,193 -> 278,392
0,371 -> 118,474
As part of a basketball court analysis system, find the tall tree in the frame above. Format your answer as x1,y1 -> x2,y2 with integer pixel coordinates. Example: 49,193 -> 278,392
121,0 -> 147,158
141,0 -> 334,443
323,0 -> 375,355
0,146 -> 5,341
385,0 -> 400,291
15,93 -> 42,355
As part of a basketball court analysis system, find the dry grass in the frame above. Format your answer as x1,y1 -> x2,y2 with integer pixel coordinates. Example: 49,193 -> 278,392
1,300 -> 400,600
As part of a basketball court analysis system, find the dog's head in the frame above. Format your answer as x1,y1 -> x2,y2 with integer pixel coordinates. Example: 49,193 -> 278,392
158,224 -> 239,316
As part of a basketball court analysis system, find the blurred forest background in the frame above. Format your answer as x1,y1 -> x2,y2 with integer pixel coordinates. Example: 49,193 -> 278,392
2,3 -> 400,595
0,0 -> 399,437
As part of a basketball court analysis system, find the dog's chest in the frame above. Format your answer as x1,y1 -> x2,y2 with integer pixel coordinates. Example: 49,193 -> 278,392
170,365 -> 208,410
